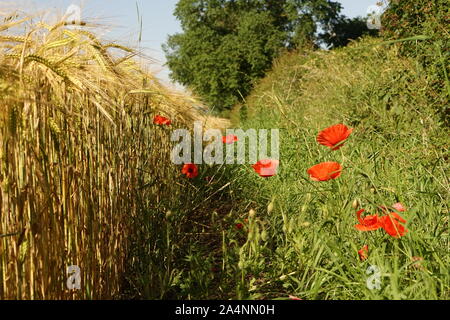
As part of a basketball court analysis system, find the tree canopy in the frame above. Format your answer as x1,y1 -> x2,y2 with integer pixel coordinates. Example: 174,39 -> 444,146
164,0 -> 371,111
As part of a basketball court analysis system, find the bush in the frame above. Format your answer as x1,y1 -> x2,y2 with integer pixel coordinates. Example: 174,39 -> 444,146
382,0 -> 450,124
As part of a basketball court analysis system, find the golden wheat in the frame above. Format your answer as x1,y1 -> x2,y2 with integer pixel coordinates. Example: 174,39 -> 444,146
0,10 -> 227,299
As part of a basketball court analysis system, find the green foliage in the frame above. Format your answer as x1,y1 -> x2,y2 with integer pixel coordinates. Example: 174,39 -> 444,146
382,0 -> 450,124
145,37 -> 449,300
321,16 -> 379,48
221,38 -> 449,300
164,0 -> 343,111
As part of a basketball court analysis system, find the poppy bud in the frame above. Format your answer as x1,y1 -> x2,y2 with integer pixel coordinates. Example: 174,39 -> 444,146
370,187 -> 376,193
301,205 -> 307,213
211,211 -> 218,223
165,210 -> 172,218
248,226 -> 257,241
358,245 -> 369,261
249,209 -> 256,219
352,199 -> 359,209
317,124 -> 353,150
261,230 -> 268,241
301,221 -> 310,227
288,218 -> 294,233
267,202 -> 274,214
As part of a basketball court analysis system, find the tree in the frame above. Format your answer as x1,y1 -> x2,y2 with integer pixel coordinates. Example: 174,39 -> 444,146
163,0 -> 342,111
320,16 -> 379,49
382,0 -> 449,124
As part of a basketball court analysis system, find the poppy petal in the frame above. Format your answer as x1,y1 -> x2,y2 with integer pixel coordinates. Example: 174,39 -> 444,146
317,124 -> 353,150
252,159 -> 279,177
380,213 -> 408,238
392,202 -> 406,212
307,162 -> 342,181
154,115 -> 171,126
222,134 -> 238,144
358,245 -> 369,261
181,163 -> 198,179
355,209 -> 382,231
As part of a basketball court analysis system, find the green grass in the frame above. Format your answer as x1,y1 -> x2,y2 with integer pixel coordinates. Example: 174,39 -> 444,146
151,37 -> 449,300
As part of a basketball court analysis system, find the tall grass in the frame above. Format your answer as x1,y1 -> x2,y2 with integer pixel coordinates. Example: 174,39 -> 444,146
184,37 -> 448,300
0,10 -> 227,299
381,0 -> 449,124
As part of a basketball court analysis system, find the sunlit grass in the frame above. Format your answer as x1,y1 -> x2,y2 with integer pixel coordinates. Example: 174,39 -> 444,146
171,37 -> 449,300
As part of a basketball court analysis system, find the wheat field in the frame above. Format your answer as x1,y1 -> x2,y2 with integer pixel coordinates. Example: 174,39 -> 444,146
0,10 -> 227,299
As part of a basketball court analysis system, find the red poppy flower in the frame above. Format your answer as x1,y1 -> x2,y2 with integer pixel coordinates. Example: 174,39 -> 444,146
153,115 -> 171,126
317,124 -> 353,150
354,209 -> 382,231
307,162 -> 342,181
355,208 -> 408,238
222,134 -> 238,144
181,163 -> 198,179
252,159 -> 279,177
235,223 -> 244,230
358,245 -> 369,261
379,212 -> 408,238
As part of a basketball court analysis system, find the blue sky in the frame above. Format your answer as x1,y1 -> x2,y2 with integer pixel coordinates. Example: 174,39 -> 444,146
12,0 -> 384,86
